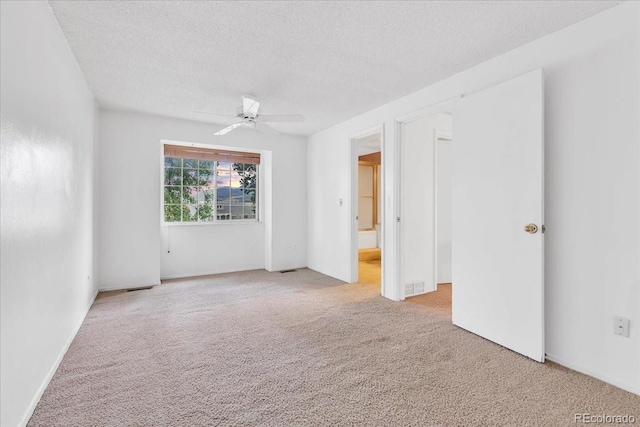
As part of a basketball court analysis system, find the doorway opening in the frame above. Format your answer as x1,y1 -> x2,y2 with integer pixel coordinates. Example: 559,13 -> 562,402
351,128 -> 383,290
399,110 -> 453,313
394,71 -> 545,362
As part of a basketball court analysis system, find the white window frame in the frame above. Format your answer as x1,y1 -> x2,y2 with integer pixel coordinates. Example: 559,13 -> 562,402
160,140 -> 262,226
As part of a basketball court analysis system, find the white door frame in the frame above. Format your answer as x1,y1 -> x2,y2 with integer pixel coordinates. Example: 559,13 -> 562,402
350,124 -> 385,291
393,96 -> 461,300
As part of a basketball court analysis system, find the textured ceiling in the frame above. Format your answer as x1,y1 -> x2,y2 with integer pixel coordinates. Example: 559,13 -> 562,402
49,1 -> 622,136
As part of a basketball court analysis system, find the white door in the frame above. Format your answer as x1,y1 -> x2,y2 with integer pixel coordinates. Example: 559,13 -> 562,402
452,69 -> 545,362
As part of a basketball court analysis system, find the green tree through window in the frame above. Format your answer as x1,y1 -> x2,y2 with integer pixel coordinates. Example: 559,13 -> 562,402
233,163 -> 257,214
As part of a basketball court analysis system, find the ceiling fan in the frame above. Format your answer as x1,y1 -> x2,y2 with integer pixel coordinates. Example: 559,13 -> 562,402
194,96 -> 305,136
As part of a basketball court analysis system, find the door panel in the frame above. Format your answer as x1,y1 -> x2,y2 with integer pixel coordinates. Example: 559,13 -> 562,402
452,69 -> 545,362
358,165 -> 374,229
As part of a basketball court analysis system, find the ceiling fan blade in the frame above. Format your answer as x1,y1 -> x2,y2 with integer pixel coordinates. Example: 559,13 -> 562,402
242,96 -> 260,116
191,111 -> 237,118
192,111 -> 240,123
259,114 -> 305,123
256,122 -> 280,135
214,121 -> 246,136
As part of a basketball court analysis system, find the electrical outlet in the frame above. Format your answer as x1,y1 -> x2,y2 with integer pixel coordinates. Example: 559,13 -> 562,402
613,316 -> 630,338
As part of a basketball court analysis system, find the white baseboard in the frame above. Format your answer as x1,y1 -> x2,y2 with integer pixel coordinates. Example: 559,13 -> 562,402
98,283 -> 159,292
268,264 -> 308,273
545,353 -> 640,396
160,267 -> 265,281
160,265 -> 309,281
18,288 -> 99,427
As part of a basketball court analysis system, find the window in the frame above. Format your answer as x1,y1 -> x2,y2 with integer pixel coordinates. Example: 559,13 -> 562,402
163,144 -> 259,223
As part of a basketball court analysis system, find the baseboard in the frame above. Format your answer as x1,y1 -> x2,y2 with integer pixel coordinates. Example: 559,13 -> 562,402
268,265 -> 308,274
160,265 -> 307,281
98,283 -> 159,292
545,353 -> 640,396
160,268 -> 262,281
18,288 -> 99,427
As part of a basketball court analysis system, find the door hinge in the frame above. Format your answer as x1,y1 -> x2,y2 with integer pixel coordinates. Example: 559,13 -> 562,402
397,217 -> 400,222
541,225 -> 546,233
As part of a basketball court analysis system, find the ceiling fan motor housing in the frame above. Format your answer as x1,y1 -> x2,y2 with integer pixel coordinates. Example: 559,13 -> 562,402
211,96 -> 302,135
236,105 -> 259,119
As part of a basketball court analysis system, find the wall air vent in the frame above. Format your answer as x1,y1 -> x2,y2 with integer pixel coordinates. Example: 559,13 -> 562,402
405,283 -> 414,296
405,282 -> 425,297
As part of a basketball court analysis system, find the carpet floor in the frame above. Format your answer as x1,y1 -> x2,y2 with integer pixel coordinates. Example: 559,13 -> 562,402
29,268 -> 639,426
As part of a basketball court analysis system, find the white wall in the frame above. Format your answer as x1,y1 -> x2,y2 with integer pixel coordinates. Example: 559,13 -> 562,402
99,110 -> 307,288
308,2 -> 639,394
0,2 -> 100,426
162,222 -> 266,279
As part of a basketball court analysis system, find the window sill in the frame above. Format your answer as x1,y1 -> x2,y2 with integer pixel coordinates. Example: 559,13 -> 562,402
162,220 -> 263,227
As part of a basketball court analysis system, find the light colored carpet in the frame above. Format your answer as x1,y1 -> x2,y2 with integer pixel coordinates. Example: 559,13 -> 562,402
29,268 -> 639,426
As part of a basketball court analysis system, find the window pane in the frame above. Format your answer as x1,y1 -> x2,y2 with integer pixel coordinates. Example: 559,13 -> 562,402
237,163 -> 257,199
230,169 -> 242,188
217,161 -> 231,171
229,188 -> 243,205
165,157 -> 181,167
198,170 -> 215,188
164,186 -> 181,204
242,163 -> 257,180
217,168 -> 230,184
182,186 -> 198,204
183,204 -> 197,222
217,202 -> 230,214
243,187 -> 256,203
182,168 -> 198,186
197,189 -> 214,204
245,199 -> 257,217
165,168 -> 181,185
217,186 -> 230,204
183,158 -> 198,169
164,205 -> 182,222
232,162 -> 244,174
198,159 -> 214,169
230,205 -> 245,220
197,204 -> 214,222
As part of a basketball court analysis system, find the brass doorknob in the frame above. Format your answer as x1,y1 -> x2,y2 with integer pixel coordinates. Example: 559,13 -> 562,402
524,223 -> 538,234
